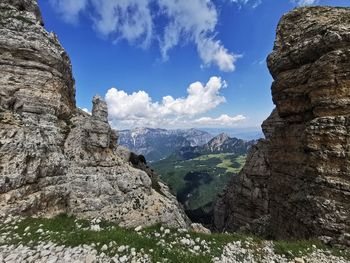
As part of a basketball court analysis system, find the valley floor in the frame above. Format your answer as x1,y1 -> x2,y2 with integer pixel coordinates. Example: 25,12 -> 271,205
0,215 -> 349,263
153,153 -> 246,214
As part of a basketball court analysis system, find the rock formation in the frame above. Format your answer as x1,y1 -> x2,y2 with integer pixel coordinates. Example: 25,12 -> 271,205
214,6 -> 350,246
0,0 -> 189,228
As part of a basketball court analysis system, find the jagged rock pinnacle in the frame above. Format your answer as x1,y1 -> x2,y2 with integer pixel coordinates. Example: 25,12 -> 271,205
92,95 -> 108,123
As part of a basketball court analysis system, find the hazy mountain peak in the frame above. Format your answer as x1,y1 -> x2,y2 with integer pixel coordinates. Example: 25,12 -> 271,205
201,133 -> 254,155
118,128 -> 213,162
213,133 -> 230,142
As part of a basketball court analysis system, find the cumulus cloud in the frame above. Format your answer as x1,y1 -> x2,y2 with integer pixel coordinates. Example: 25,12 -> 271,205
105,76 -> 225,119
193,114 -> 246,127
104,76 -> 245,128
50,0 -> 238,71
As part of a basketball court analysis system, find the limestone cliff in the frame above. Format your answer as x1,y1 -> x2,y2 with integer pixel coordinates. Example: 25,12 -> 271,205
0,0 -> 189,228
214,6 -> 350,246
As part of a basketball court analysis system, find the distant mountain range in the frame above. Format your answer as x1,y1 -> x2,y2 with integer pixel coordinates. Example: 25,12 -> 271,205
118,128 -> 213,162
202,127 -> 263,141
152,133 -> 257,225
202,133 -> 256,153
179,133 -> 256,159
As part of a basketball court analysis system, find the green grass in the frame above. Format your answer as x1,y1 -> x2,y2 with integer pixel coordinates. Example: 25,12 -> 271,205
0,215 -> 258,263
1,215 -> 348,262
217,157 -> 240,173
153,153 -> 246,193
275,240 -> 321,259
186,177 -> 230,210
274,239 -> 350,260
194,153 -> 246,174
216,154 -> 246,174
152,153 -> 246,210
193,153 -> 229,161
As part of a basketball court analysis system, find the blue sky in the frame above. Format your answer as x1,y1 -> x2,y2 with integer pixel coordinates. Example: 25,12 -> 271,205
38,0 -> 350,130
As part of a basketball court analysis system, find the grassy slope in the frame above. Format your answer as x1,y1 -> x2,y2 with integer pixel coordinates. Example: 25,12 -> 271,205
0,215 -> 349,263
152,153 -> 246,210
0,215 -> 255,263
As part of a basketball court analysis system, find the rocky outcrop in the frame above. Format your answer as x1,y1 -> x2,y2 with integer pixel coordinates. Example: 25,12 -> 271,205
214,6 -> 350,246
0,0 -> 189,228
213,139 -> 271,235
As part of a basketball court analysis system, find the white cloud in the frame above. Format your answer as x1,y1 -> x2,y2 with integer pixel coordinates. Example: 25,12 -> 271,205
230,0 -> 319,8
104,76 -> 245,128
193,114 -> 246,127
157,0 -> 236,71
80,107 -> 91,114
50,0 -> 238,72
90,0 -> 153,47
49,0 -> 87,23
229,0 -> 262,9
291,0 -> 319,6
197,36 -> 242,71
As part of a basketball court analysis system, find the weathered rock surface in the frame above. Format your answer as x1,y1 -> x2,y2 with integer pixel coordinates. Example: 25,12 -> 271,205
213,139 -> 271,235
214,6 -> 350,246
0,0 -> 188,228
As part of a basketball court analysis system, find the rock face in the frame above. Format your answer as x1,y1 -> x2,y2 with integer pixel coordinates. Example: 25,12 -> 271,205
214,6 -> 350,246
213,139 -> 271,235
0,0 -> 189,228
92,95 -> 108,123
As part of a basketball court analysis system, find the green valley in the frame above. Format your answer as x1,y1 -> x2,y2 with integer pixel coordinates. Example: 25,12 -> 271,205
152,153 -> 247,223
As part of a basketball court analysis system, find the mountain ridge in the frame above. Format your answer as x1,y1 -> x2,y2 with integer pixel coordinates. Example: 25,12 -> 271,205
178,133 -> 256,160
118,127 -> 213,162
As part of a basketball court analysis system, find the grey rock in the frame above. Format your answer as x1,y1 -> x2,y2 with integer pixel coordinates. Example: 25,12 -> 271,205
4,253 -> 17,261
1,0 -> 43,25
190,223 -> 211,234
214,6 -> 350,246
214,138 -> 271,235
40,250 -> 50,257
92,95 -> 108,123
100,244 -> 108,252
47,256 -> 58,263
85,254 -> 96,263
0,0 -> 188,229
